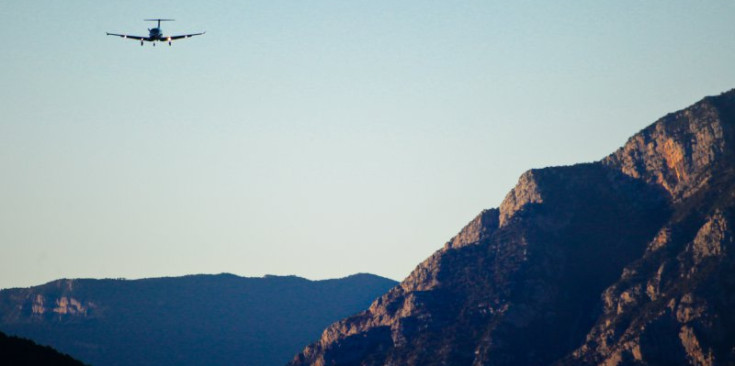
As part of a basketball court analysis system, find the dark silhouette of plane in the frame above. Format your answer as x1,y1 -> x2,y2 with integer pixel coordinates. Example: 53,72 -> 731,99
106,19 -> 205,46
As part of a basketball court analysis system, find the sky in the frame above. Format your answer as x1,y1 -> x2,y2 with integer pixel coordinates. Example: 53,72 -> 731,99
2,1 -> 735,289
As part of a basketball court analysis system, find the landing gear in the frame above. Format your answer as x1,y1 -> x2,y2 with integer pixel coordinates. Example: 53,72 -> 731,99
168,41 -> 172,46
153,42 -> 156,47
140,41 -> 144,46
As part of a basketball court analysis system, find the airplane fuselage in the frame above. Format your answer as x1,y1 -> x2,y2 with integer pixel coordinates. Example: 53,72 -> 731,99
148,28 -> 164,41
138,27 -> 173,44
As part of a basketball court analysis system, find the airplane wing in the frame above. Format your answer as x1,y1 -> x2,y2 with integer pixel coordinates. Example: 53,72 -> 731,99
167,32 -> 206,40
106,32 -> 148,41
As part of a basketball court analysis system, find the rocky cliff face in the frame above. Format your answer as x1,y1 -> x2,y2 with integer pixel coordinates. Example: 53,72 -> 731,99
290,89 -> 735,366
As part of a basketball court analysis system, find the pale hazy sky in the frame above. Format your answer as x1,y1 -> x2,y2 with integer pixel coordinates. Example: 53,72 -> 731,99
2,1 -> 735,289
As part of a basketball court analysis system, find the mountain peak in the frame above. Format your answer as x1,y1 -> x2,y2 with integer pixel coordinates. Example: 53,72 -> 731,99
290,88 -> 735,366
604,90 -> 734,201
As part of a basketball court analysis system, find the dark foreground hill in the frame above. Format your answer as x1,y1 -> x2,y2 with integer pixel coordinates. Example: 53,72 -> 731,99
0,273 -> 396,366
0,331 -> 86,366
290,89 -> 735,366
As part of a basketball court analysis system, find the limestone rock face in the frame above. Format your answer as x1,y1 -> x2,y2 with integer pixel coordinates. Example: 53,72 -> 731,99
290,89 -> 735,366
561,210 -> 735,366
498,171 -> 543,226
604,94 -> 733,201
446,209 -> 500,250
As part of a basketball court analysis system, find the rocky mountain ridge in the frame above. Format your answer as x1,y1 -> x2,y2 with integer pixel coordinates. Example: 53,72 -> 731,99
290,89 -> 735,365
0,273 -> 397,366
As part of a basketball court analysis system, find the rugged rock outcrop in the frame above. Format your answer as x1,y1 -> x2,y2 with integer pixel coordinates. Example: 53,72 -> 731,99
290,89 -> 735,366
561,210 -> 735,366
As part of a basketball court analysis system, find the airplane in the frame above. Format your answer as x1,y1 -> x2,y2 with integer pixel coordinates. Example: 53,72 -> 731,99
106,19 -> 205,46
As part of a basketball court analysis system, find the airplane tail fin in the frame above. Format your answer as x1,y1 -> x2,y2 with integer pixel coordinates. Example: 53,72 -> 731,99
144,19 -> 174,28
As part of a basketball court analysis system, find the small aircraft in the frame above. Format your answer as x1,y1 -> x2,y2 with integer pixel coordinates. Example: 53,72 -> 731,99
106,19 -> 205,46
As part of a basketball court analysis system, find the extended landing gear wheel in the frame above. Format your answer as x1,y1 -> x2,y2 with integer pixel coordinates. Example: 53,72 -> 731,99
168,41 -> 172,46
140,41 -> 143,46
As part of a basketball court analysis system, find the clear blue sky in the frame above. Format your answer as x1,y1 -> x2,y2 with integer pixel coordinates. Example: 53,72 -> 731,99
2,1 -> 734,289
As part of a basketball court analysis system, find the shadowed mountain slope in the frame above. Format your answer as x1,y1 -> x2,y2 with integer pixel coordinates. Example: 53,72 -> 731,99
290,89 -> 735,366
0,331 -> 86,366
0,273 -> 396,366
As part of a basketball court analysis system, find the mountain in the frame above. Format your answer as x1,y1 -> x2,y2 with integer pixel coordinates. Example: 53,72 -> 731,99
290,89 -> 735,366
0,331 -> 86,366
0,273 -> 396,366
